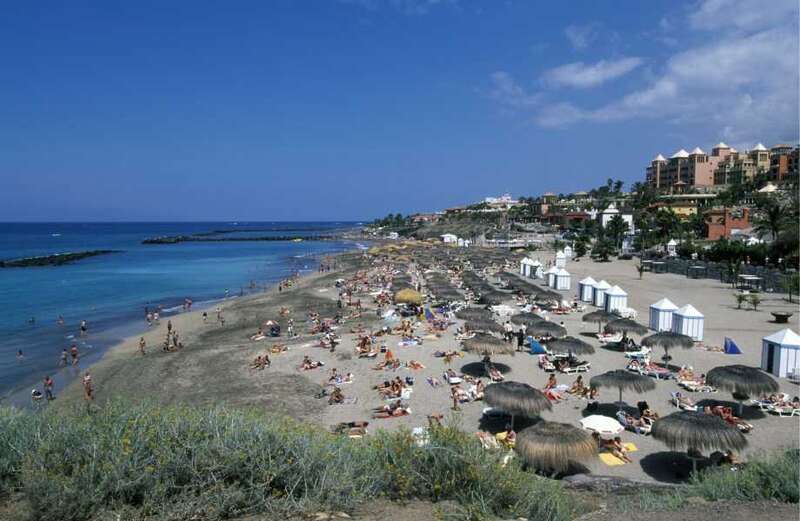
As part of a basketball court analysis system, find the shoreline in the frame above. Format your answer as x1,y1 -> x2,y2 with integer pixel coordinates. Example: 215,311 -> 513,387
53,249 -> 357,409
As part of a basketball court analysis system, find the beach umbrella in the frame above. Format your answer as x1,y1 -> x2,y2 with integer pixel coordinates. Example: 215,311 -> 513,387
582,310 -> 617,333
485,381 -> 552,425
545,336 -> 595,355
642,331 -> 694,363
464,319 -> 505,335
652,411 -> 748,474
479,292 -> 507,306
579,415 -> 624,438
525,321 -> 567,338
606,318 -> 648,336
590,370 -> 656,410
706,365 -> 779,415
462,333 -> 515,357
394,289 -> 422,305
509,313 -> 544,326
455,308 -> 492,321
515,421 -> 596,474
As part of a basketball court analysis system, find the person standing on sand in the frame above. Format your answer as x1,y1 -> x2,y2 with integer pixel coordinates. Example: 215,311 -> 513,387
202,311 -> 208,323
139,337 -> 146,355
82,372 -> 94,401
59,348 -> 68,366
70,344 -> 79,365
167,320 -> 172,335
43,375 -> 54,400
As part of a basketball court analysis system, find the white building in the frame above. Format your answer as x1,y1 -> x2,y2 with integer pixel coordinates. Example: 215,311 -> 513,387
555,250 -> 567,268
761,329 -> 800,379
578,276 -> 596,302
672,304 -> 704,341
649,298 -> 678,332
599,202 -> 634,233
441,234 -> 458,244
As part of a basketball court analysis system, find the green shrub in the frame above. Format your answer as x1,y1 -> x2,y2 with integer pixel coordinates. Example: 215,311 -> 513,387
689,450 -> 799,503
0,402 -> 586,521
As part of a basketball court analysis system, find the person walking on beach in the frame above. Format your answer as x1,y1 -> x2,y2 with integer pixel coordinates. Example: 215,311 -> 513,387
167,320 -> 172,335
43,375 -> 54,400
82,372 -> 94,401
139,337 -> 146,355
503,321 -> 513,342
79,320 -> 88,337
59,348 -> 68,366
516,327 -> 525,352
202,311 -> 208,323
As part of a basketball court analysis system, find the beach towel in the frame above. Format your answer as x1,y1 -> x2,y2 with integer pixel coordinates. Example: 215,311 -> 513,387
599,453 -> 626,466
724,337 -> 742,355
529,339 -> 547,354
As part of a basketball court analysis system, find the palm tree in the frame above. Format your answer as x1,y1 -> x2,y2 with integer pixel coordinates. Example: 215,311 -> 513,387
607,214 -> 629,249
753,198 -> 785,241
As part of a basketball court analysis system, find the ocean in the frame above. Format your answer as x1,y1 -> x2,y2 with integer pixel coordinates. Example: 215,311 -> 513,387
0,222 -> 362,402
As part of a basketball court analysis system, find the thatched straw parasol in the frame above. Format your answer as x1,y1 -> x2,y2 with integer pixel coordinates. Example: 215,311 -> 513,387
462,333 -> 515,357
546,336 -> 595,355
515,421 -> 596,474
525,321 -> 567,338
509,313 -> 544,326
464,319 -> 505,335
706,365 -> 779,415
590,369 -> 656,409
394,288 -> 422,305
606,318 -> 648,336
652,411 -> 748,473
642,331 -> 694,363
479,292 -> 507,306
582,310 -> 617,332
455,308 -> 492,321
485,381 -> 552,422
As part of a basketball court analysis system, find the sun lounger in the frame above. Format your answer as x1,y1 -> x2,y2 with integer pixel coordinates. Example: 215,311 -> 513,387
558,361 -> 590,374
624,347 -> 652,359
597,332 -> 623,344
444,372 -> 463,385
769,404 -> 800,417
678,380 -> 716,393
670,391 -> 698,411
640,364 -> 673,380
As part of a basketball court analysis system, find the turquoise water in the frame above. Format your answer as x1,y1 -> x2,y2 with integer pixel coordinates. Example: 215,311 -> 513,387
0,222 -> 361,399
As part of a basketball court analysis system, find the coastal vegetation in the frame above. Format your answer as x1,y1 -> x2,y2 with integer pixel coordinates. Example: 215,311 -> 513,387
0,402 -> 795,520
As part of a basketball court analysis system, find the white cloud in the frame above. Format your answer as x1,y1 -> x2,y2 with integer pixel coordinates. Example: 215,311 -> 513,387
528,0 -> 799,143
488,71 -> 542,108
564,23 -> 597,51
541,57 -> 643,89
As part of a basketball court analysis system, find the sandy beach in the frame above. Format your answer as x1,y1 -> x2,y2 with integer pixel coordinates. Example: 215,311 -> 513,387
59,246 -> 800,484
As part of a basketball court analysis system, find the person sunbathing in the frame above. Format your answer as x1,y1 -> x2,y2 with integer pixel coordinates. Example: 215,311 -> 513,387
593,433 -> 632,463
568,376 -> 586,395
488,366 -> 504,382
270,343 -> 287,354
678,366 -> 695,381
250,328 -> 266,341
300,356 -> 324,370
407,360 -> 425,370
544,374 -> 558,390
495,425 -> 516,449
543,387 -> 564,401
328,387 -> 344,405
708,406 -> 753,433
372,401 -> 410,418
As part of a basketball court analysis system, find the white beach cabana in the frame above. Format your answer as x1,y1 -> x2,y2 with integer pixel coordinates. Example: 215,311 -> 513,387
578,276 -> 596,302
672,304 -> 704,341
761,329 -> 800,379
592,280 -> 611,308
666,239 -> 678,257
544,266 -> 559,288
649,298 -> 678,332
520,257 -> 536,277
530,259 -> 543,279
563,245 -> 573,258
555,250 -> 566,268
555,268 -> 571,291
603,285 -> 628,314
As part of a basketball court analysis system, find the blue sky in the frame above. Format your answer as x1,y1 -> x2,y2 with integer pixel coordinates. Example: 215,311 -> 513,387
1,0 -> 797,221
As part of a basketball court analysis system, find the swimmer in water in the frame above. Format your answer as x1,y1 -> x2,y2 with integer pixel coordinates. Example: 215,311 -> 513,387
57,315 -> 64,325
16,350 -> 24,360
